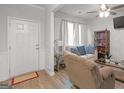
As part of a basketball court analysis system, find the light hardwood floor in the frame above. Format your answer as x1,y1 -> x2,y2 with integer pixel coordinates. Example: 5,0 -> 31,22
1,70 -> 124,89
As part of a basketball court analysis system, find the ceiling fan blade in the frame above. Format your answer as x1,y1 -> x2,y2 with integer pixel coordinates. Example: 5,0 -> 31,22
87,11 -> 98,13
95,11 -> 116,17
111,4 -> 124,10
110,11 -> 117,15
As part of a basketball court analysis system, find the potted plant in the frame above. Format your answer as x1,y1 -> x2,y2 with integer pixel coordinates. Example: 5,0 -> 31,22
105,53 -> 112,63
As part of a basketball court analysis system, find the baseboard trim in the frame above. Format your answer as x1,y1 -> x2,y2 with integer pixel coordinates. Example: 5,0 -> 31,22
0,77 -> 10,82
45,68 -> 55,76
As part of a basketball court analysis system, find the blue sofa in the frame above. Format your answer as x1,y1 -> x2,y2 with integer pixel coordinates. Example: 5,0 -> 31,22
66,45 -> 97,61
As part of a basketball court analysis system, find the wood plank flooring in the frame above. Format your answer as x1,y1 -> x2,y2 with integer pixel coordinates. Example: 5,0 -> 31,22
0,70 -> 124,89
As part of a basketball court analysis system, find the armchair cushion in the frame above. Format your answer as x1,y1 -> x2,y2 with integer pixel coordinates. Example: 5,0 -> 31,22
100,67 -> 114,80
64,51 -> 115,89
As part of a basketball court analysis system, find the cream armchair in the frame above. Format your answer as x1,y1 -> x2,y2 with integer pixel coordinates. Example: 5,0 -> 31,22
64,51 -> 115,89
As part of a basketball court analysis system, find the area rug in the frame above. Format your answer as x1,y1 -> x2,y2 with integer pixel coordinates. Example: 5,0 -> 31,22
11,72 -> 39,85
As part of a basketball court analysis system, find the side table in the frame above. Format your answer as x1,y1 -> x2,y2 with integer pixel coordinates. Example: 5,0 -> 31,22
54,54 -> 65,71
95,59 -> 124,70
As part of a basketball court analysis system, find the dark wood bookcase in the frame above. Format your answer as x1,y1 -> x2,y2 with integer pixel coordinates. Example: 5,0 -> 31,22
94,29 -> 110,59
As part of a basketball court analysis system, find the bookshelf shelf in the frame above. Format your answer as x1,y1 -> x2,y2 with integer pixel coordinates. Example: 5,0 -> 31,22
94,30 -> 110,59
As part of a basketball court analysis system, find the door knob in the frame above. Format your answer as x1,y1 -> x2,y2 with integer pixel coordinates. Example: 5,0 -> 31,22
36,44 -> 39,50
36,47 -> 39,50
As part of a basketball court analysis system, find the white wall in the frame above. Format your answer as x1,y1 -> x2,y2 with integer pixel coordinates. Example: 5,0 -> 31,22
88,13 -> 124,60
54,11 -> 88,41
0,4 -> 45,81
54,10 -> 124,61
44,5 -> 65,76
44,9 -> 55,76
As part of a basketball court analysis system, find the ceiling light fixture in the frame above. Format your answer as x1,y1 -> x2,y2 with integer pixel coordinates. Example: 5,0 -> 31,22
99,11 -> 104,18
104,11 -> 110,17
99,4 -> 110,18
101,4 -> 107,10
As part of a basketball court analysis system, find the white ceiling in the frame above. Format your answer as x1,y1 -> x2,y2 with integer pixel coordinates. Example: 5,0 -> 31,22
34,4 -> 61,11
57,4 -> 124,20
35,4 -> 57,8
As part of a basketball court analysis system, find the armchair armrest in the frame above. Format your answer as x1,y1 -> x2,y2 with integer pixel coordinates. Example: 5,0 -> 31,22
99,67 -> 114,80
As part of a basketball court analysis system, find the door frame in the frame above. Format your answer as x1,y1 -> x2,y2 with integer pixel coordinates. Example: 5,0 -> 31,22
7,16 -> 41,78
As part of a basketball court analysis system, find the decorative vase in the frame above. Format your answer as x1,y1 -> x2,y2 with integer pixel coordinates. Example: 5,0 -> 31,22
105,59 -> 110,63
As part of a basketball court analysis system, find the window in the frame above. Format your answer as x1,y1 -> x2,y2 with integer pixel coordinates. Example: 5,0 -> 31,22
67,22 -> 74,46
79,24 -> 82,45
66,21 -> 85,46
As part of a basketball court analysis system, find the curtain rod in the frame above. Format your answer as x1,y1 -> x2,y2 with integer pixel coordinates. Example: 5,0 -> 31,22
61,19 -> 88,25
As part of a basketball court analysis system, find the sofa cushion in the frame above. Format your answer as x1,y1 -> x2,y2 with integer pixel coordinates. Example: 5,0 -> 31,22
85,45 -> 95,54
81,54 -> 95,59
77,45 -> 86,55
89,45 -> 95,54
70,47 -> 80,55
85,45 -> 90,54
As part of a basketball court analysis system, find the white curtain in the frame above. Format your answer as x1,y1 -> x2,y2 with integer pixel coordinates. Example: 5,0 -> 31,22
73,23 -> 79,45
80,24 -> 87,45
60,19 -> 87,47
60,20 -> 68,46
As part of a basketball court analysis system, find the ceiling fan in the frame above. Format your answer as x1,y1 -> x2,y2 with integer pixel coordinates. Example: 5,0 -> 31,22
87,4 -> 124,18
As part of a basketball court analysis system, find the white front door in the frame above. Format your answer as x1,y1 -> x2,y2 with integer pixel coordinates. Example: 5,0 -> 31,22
9,18 -> 39,77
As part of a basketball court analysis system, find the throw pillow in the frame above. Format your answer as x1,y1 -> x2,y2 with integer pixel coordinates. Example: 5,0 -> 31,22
77,45 -> 86,55
88,45 -> 95,54
70,47 -> 80,55
85,45 -> 89,54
